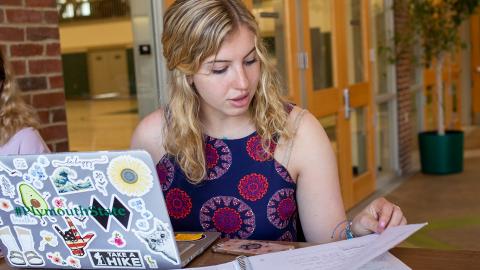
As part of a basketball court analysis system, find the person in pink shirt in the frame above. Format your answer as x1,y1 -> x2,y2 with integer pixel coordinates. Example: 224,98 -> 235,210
0,51 -> 49,155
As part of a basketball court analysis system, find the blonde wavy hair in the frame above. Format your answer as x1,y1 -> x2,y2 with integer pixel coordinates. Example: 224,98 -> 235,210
162,0 -> 292,183
0,51 -> 40,145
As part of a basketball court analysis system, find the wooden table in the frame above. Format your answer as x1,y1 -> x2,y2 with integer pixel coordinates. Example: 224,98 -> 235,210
188,243 -> 480,270
1,246 -> 479,269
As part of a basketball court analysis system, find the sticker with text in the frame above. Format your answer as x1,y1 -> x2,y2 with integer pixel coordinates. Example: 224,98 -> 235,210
87,250 -> 145,269
89,195 -> 132,232
51,155 -> 109,171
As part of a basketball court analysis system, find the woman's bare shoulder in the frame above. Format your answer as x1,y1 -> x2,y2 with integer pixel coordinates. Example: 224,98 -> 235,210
130,108 -> 166,163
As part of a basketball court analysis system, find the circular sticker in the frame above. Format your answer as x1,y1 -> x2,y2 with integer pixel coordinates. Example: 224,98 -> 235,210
107,155 -> 153,197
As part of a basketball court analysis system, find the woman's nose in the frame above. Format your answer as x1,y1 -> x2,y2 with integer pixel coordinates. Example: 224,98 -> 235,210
234,66 -> 249,90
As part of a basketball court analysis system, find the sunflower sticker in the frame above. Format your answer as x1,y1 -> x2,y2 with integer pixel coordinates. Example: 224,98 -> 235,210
107,155 -> 153,197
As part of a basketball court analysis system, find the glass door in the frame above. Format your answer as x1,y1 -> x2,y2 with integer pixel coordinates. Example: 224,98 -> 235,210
302,0 -> 375,208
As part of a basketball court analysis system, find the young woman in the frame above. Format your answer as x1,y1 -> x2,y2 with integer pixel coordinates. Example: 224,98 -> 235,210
131,0 -> 406,243
0,51 -> 49,155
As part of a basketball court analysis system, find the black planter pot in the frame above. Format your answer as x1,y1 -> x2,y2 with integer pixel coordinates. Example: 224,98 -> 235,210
418,130 -> 464,174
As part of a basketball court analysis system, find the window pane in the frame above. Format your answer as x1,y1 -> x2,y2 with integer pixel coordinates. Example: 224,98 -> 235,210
308,0 -> 335,90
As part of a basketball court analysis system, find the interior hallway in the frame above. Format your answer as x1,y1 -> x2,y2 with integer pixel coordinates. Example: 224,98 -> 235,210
66,99 -> 480,250
66,99 -> 139,152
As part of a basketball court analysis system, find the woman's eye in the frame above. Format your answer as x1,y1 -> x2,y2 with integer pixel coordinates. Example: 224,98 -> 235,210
245,58 -> 257,66
211,67 -> 228,74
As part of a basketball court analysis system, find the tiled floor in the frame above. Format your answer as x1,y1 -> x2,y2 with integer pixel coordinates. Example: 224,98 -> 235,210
65,99 -> 139,151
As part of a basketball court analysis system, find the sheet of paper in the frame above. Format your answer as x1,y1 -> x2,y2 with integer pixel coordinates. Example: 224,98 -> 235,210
181,223 -> 425,270
359,252 -> 411,270
248,223 -> 426,270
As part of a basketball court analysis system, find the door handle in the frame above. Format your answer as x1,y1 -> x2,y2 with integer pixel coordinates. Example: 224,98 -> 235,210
343,88 -> 351,119
476,66 -> 480,73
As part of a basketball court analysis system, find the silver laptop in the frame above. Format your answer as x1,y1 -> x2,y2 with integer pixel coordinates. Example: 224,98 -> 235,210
0,150 -> 220,269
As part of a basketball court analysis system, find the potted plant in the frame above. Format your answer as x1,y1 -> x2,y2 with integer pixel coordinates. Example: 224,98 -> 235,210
397,0 -> 480,174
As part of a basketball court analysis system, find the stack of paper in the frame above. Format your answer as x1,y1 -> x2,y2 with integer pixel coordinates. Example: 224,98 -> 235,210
182,223 -> 427,270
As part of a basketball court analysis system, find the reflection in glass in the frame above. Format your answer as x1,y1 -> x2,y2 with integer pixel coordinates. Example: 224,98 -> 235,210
371,0 -> 389,94
376,103 -> 393,176
350,107 -> 367,176
253,0 -> 289,95
346,0 -> 364,84
308,0 -> 334,90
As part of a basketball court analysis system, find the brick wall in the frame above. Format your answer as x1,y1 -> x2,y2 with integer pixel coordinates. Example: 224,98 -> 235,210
0,0 -> 68,152
394,1 -> 413,175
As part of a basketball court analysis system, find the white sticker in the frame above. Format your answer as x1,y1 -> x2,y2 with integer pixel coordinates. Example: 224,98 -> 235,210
144,255 -> 159,269
0,175 -> 16,198
33,179 -> 44,189
51,155 -> 109,171
108,231 -> 127,248
39,230 -> 59,251
66,256 -> 81,268
2,226 -> 45,267
28,162 -> 47,181
0,161 -> 22,177
10,213 -> 39,225
93,170 -> 108,196
36,156 -> 50,167
133,219 -> 179,264
135,219 -> 149,231
0,198 -> 14,212
46,252 -> 66,266
141,210 -> 153,220
13,158 -> 28,170
128,198 -> 146,213
50,167 -> 95,195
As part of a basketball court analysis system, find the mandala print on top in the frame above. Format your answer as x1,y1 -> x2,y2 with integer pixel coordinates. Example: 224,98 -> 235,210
165,188 -> 192,219
274,160 -> 294,183
204,137 -> 232,180
246,135 -> 276,162
156,157 -> 175,191
200,196 -> 255,239
237,173 -> 269,201
278,231 -> 293,241
267,188 -> 296,229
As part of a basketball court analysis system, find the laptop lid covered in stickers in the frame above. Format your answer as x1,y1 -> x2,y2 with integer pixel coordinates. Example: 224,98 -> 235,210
0,150 -> 187,269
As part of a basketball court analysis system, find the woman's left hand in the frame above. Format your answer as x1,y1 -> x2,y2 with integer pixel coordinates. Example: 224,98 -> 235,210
351,197 -> 407,237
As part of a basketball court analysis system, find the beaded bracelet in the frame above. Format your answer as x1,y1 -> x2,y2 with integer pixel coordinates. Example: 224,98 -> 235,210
345,221 -> 355,240
330,220 -> 355,240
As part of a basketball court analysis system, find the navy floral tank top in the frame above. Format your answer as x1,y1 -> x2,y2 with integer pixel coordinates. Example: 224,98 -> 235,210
156,110 -> 298,241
